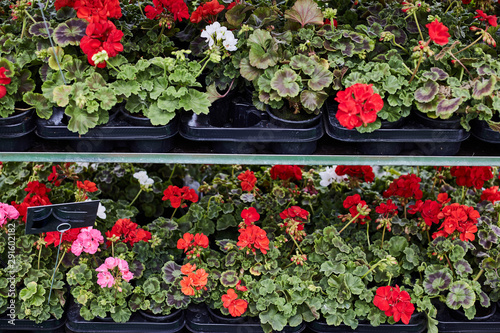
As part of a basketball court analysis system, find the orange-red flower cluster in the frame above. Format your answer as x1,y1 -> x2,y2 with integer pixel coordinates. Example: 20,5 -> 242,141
335,165 -> 374,183
162,185 -> 199,209
190,0 -> 224,24
269,165 -> 302,181
342,194 -> 370,224
145,0 -> 189,27
426,19 -> 450,45
180,263 -> 209,296
383,174 -> 423,200
45,227 -> 82,250
432,203 -> 480,242
11,181 -> 52,222
105,218 -> 152,246
177,232 -> 209,258
0,67 -> 10,99
373,285 -> 414,325
241,207 -> 260,226
237,224 -> 269,255
237,170 -> 257,192
221,288 -> 248,317
450,166 -> 493,189
334,83 -> 383,130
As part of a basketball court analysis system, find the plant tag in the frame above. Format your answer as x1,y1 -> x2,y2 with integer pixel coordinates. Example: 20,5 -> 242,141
25,200 -> 100,234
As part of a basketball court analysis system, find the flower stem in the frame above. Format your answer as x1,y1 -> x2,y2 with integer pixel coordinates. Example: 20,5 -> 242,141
361,259 -> 387,279
413,11 -> 425,41
338,213 -> 361,234
53,250 -> 66,277
37,244 -> 42,270
381,224 -> 387,248
473,269 -> 484,282
291,236 -> 304,255
92,254 -> 99,267
454,35 -> 482,56
21,16 -> 27,39
409,51 -> 423,84
427,229 -> 431,243
461,186 -> 466,204
167,164 -> 176,182
111,241 -> 114,257
128,188 -> 142,208
25,11 -> 36,23
444,253 -> 455,277
170,207 -> 178,220
444,0 -> 458,14
196,55 -> 211,78
366,222 -> 370,247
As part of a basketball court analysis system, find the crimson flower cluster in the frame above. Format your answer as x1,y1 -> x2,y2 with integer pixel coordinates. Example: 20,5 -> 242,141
190,0 -> 225,24
373,285 -> 415,325
237,170 -> 257,192
335,165 -> 374,183
278,206 -> 309,241
145,0 -> 189,28
450,166 -> 493,189
342,194 -> 370,224
241,207 -> 260,226
162,185 -> 199,208
433,203 -> 480,242
177,232 -> 209,258
375,199 -> 398,217
334,83 -> 384,130
481,186 -> 500,203
408,200 -> 442,227
383,174 -> 423,200
0,67 -> 10,99
105,218 -> 152,247
45,227 -> 82,250
12,181 -> 52,222
55,0 -> 124,68
269,165 -> 302,181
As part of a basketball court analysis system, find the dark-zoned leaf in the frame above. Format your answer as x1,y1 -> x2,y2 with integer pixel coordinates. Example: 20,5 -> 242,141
436,97 -> 462,117
162,261 -> 182,283
415,81 -> 439,103
300,90 -> 327,112
220,270 -> 238,287
270,68 -> 300,98
284,0 -> 323,28
248,30 -> 279,70
308,65 -> 333,91
472,76 -> 496,99
423,270 -> 452,295
446,281 -> 475,310
29,22 -> 54,38
54,19 -> 87,46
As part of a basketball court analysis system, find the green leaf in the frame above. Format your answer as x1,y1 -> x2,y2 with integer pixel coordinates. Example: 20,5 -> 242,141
381,75 -> 402,95
111,80 -> 140,98
239,57 -> 263,81
145,102 -> 176,126
179,89 -> 211,115
320,261 -> 345,276
436,98 -> 462,117
47,47 -> 65,71
23,92 -> 53,119
110,306 -> 131,323
300,90 -> 327,112
260,305 -> 287,331
290,54 -> 316,76
117,65 -> 138,80
85,73 -> 106,91
344,273 -> 364,295
53,19 -> 87,46
97,87 -> 117,110
446,281 -> 475,310
248,30 -> 279,70
65,103 -> 99,134
52,85 -> 72,107
308,65 -> 333,91
220,270 -> 238,287
271,68 -> 300,98
284,0 -> 324,28
217,215 -> 237,231
388,236 -> 408,256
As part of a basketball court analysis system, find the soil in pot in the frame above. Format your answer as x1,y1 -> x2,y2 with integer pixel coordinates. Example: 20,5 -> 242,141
268,106 -> 322,129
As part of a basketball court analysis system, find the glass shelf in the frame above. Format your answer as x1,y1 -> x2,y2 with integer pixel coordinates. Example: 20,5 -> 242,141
2,136 -> 500,165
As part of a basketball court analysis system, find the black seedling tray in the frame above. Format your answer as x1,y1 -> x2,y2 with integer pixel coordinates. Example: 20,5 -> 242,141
436,302 -> 500,332
471,119 -> 500,144
0,313 -> 66,332
0,110 -> 36,152
307,312 -> 426,333
36,107 -> 178,153
186,304 -> 305,333
179,99 -> 324,154
325,101 -> 469,156
65,299 -> 185,333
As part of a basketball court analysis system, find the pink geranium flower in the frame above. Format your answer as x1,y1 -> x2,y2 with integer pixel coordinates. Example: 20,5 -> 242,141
117,258 -> 129,272
70,227 -> 104,256
122,270 -> 133,282
0,203 -> 20,227
104,257 -> 118,269
97,271 -> 115,288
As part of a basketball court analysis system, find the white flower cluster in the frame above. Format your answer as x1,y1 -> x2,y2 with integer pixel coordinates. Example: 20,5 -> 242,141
133,171 -> 154,189
201,22 -> 238,52
318,166 -> 347,187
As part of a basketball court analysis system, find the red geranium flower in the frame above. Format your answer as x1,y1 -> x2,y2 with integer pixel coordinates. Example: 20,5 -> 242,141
80,20 -> 124,68
335,165 -> 374,183
77,180 -> 98,192
145,0 -> 189,23
73,0 -> 122,23
269,165 -> 302,181
374,285 -> 414,325
241,207 -> 260,226
375,199 -> 398,216
54,0 -> 76,10
450,166 -> 493,189
105,218 -> 151,247
481,186 -> 500,203
383,174 -> 423,200
335,83 -> 384,130
0,67 -> 11,99
45,227 -> 82,250
433,203 -> 480,241
409,200 -> 442,226
342,194 -> 370,224
237,170 -> 257,192
475,10 -> 498,27
190,0 -> 224,24
162,185 -> 199,208
426,19 -> 450,45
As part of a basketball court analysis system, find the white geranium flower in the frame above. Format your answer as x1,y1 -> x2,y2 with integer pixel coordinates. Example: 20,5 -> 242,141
133,171 -> 154,189
223,31 -> 238,51
201,22 -> 238,52
319,166 -> 346,187
97,202 -> 107,219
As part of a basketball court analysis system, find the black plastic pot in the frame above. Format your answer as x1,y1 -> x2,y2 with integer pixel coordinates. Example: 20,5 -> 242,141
139,309 -> 184,323
180,97 -> 323,154
324,101 -> 469,155
0,312 -> 66,332
35,106 -> 178,153
413,111 -> 462,129
436,301 -> 500,332
186,304 -> 305,333
0,109 -> 36,152
65,299 -> 185,333
307,312 -> 426,333
471,118 -> 500,144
